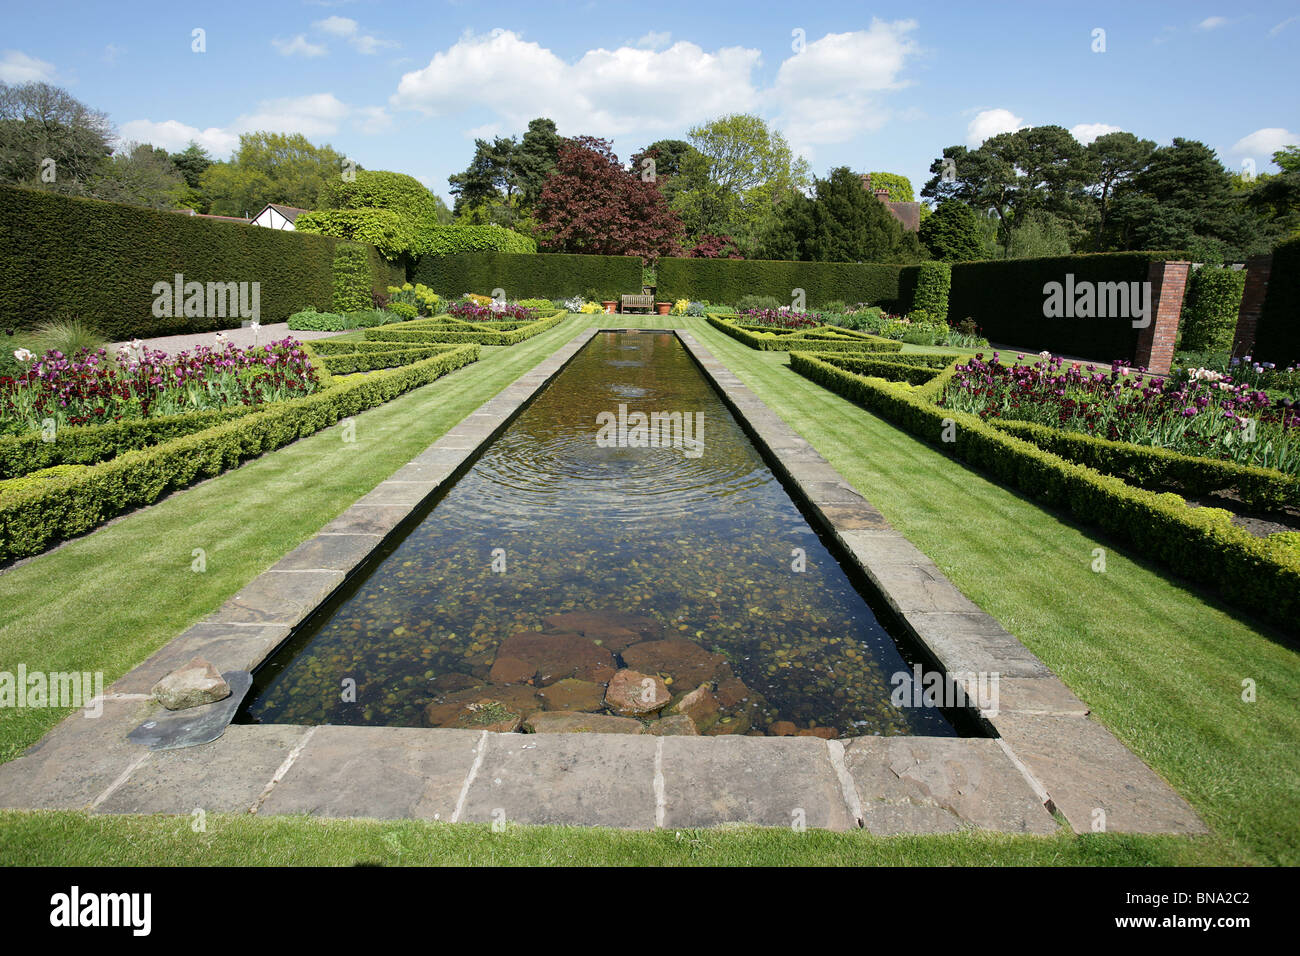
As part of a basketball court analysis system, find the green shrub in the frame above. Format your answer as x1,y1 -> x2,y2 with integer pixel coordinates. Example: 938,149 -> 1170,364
295,208 -> 414,262
363,310 -> 567,346
737,294 -> 781,311
388,301 -> 419,320
0,345 -> 481,560
0,185 -> 402,339
0,463 -> 90,499
413,252 -> 639,301
307,342 -> 459,374
788,351 -> 1300,633
1180,266 -> 1246,352
288,308 -> 345,331
658,258 -> 906,310
414,224 -> 537,257
516,298 -> 557,311
331,243 -> 373,314
24,318 -> 106,358
911,261 -> 951,321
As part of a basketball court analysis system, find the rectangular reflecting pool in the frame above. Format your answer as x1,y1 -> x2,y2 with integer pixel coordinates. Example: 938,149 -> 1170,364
238,331 -> 967,738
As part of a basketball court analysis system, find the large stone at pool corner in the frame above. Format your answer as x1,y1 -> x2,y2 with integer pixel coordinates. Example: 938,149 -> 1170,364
151,658 -> 231,711
537,678 -> 606,712
604,669 -> 670,716
668,683 -> 720,729
645,715 -> 699,736
524,711 -> 645,734
621,639 -> 729,689
496,630 -> 615,686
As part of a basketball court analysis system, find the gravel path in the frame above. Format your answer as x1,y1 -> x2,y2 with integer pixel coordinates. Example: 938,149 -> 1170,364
108,322 -> 350,356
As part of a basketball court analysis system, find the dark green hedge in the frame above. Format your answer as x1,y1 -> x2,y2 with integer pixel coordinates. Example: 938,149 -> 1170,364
412,252 -> 640,300
1180,266 -> 1246,352
789,351 -> 1300,633
658,258 -> 905,310
307,343 -> 460,374
810,350 -> 973,386
364,310 -> 568,346
944,252 -> 1188,363
1254,236 -> 1300,366
0,185 -> 403,339
0,344 -> 479,560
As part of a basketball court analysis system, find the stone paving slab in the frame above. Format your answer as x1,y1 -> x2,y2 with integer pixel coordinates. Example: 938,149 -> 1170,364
660,735 -> 856,831
109,622 -> 289,695
0,699 -> 154,810
989,713 -> 1208,834
843,736 -> 1057,834
318,504 -> 413,537
98,724 -> 307,814
460,732 -> 660,829
902,611 -> 1052,678
260,726 -> 478,821
208,569 -> 344,628
127,671 -> 252,751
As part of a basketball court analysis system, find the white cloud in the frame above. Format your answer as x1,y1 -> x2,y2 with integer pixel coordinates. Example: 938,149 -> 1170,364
966,108 -> 1025,146
121,92 -> 386,159
1070,122 -> 1124,145
1197,16 -> 1229,30
1231,127 -> 1299,162
272,35 -> 328,57
313,15 -> 392,54
635,31 -> 672,51
1270,16 -> 1299,35
391,29 -> 761,137
315,16 -> 358,37
118,119 -> 239,157
769,20 -> 918,145
0,49 -> 56,84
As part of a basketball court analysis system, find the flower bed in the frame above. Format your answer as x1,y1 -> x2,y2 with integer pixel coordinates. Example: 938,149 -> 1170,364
787,350 -> 1300,634
0,344 -> 480,560
706,315 -> 902,353
445,300 -> 535,322
2,340 -> 318,438
940,352 -> 1299,478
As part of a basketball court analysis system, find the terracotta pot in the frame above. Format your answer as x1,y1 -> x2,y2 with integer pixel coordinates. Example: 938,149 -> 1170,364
602,300 -> 617,314
655,302 -> 671,315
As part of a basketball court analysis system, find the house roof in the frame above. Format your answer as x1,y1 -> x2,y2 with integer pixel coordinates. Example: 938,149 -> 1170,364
172,209 -> 251,224
257,203 -> 311,222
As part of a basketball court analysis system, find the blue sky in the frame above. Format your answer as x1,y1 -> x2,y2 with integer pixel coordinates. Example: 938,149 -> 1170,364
2,0 -> 1297,208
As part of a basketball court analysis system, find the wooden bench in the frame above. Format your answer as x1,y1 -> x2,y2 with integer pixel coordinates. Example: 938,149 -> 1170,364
620,293 -> 654,314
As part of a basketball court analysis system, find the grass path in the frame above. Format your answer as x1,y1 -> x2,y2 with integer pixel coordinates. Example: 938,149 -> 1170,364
1,316 -> 1294,866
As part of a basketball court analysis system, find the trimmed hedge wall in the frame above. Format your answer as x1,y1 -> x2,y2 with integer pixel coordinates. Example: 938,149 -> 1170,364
657,258 -> 905,310
412,252 -> 640,300
415,224 -> 537,256
1254,236 -> 1300,366
789,351 -> 1300,633
705,315 -> 903,353
0,185 -> 403,339
988,418 -> 1299,511
0,344 -> 480,560
945,252 -> 1188,363
810,350 -> 973,386
911,261 -> 951,320
305,343 -> 462,375
1180,265 -> 1246,352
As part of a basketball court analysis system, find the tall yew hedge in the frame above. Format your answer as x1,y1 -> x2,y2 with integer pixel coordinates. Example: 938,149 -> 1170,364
0,185 -> 402,339
412,251 -> 639,300
655,258 -> 907,310
1254,236 -> 1300,366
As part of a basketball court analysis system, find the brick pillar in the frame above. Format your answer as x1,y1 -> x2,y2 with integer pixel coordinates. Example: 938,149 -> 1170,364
1230,254 -> 1272,359
1133,260 -> 1188,375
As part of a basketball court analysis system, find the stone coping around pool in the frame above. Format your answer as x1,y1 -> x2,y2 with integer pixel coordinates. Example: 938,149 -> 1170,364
673,328 -> 1206,836
0,325 -> 1205,836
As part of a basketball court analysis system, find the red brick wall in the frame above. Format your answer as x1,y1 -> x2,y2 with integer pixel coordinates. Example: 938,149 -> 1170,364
1133,260 -> 1188,375
1230,255 -> 1272,359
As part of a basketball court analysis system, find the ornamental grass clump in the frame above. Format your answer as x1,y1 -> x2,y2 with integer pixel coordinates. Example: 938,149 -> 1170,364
939,351 -> 1300,476
1,338 -> 319,436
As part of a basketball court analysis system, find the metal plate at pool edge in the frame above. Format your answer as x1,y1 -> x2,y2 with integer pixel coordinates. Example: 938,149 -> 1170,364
127,671 -> 253,751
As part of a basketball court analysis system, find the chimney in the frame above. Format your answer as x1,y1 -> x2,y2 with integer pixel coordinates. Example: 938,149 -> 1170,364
874,188 -> 891,203
861,173 -> 872,193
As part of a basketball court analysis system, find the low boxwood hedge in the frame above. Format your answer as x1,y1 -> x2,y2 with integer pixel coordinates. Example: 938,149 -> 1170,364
987,418 -> 1299,511
0,344 -> 480,561
364,310 -> 567,346
808,351 -> 973,386
308,343 -> 462,375
788,351 -> 1300,632
707,315 -> 903,353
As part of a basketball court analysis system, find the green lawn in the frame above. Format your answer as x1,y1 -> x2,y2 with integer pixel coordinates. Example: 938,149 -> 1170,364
1,315 -> 1294,866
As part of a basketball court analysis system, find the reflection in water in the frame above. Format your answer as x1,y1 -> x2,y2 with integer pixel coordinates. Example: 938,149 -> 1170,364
240,332 -> 956,738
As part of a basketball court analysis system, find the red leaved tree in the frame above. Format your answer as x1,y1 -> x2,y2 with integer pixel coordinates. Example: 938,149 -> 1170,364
687,234 -> 744,258
534,136 -> 684,259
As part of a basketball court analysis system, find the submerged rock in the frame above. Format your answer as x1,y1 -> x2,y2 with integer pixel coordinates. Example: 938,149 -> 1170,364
496,631 -> 616,686
621,639 -> 728,689
645,715 -> 699,736
488,655 -> 536,684
152,658 -> 231,711
605,669 -> 670,716
423,684 -> 542,728
669,683 -> 720,729
767,720 -> 798,736
524,711 -> 645,734
538,678 -> 606,712
543,610 -> 664,647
